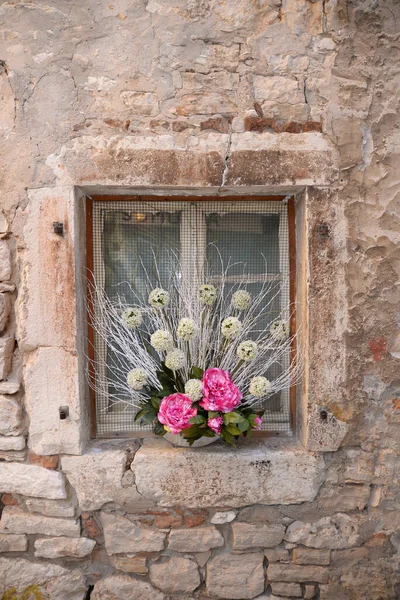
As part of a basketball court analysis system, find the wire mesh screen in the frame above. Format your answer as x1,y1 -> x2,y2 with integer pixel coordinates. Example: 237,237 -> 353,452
91,199 -> 292,436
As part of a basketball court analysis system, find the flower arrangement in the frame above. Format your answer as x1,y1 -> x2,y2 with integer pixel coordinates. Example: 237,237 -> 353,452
90,252 -> 299,446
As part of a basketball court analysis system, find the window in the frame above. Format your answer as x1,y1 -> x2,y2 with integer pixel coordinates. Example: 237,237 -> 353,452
87,196 -> 296,438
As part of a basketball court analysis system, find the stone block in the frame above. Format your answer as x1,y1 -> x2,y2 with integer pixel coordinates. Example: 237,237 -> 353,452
330,547 -> 369,568
292,547 -> 330,565
0,435 -> 25,450
211,510 -> 238,524
120,91 -> 159,116
306,405 -> 349,452
271,582 -> 302,597
0,241 -> 11,281
150,556 -> 200,594
168,526 -> 224,552
133,438 -> 325,508
264,548 -> 290,563
0,338 -> 14,380
25,497 -> 76,518
173,92 -> 238,116
0,381 -> 19,394
0,462 -> 67,499
0,395 -> 22,435
232,523 -> 286,551
110,555 -> 148,574
0,533 -> 27,552
267,563 -> 329,584
101,511 -> 166,554
0,293 -> 11,333
206,554 -> 265,599
61,447 -> 128,511
91,574 -> 164,600
28,451 -> 59,469
304,584 -> 317,599
34,536 -> 96,558
285,514 -> 360,549
318,485 -> 370,511
0,558 -> 87,600
0,507 -> 80,537
253,75 -> 304,105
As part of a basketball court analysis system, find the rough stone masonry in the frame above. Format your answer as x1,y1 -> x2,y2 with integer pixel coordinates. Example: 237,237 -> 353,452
0,1 -> 399,599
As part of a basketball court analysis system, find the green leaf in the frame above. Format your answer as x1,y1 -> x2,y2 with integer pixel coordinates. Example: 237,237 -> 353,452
224,411 -> 245,424
237,419 -> 250,432
226,424 -> 243,436
220,428 -> 236,447
189,366 -> 204,380
189,415 -> 207,425
134,409 -> 147,422
208,411 -> 219,419
151,396 -> 161,410
154,421 -> 167,436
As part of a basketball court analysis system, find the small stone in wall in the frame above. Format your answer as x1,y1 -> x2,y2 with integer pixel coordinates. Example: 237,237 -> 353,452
0,533 -> 27,552
168,526 -> 224,552
82,513 -> 102,539
267,563 -> 329,584
25,497 -> 76,518
0,380 -> 19,394
91,574 -> 164,600
28,450 -> 59,469
307,404 -> 349,451
0,338 -> 14,380
285,514 -> 360,549
0,507 -> 80,537
1,493 -> 19,506
318,484 -> 370,511
0,395 -> 22,435
292,547 -> 330,566
0,435 -> 25,451
101,511 -> 166,554
271,582 -> 302,597
232,522 -> 285,551
264,547 -> 290,563
304,584 -> 317,599
211,510 -> 237,524
110,554 -> 148,574
0,462 -> 67,499
34,536 -> 95,558
206,553 -> 265,599
0,241 -> 11,281
150,556 -> 200,594
0,293 -> 11,333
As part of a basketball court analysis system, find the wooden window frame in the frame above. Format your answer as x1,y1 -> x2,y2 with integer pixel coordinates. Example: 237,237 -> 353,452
86,194 -> 296,439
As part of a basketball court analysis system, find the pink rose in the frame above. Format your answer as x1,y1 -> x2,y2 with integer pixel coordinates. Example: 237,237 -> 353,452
253,415 -> 262,431
158,393 -> 197,434
208,416 -> 224,435
200,368 -> 242,413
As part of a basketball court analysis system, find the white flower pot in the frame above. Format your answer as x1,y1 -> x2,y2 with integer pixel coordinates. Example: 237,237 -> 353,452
164,432 -> 218,448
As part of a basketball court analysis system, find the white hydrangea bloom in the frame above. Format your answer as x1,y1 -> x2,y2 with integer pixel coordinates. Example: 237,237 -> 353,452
165,349 -> 185,371
122,307 -> 143,329
237,340 -> 258,361
232,290 -> 251,311
177,318 -> 197,341
150,329 -> 173,352
198,284 -> 217,306
148,288 -> 170,308
184,379 -> 203,402
249,376 -> 271,398
270,319 -> 289,341
221,316 -> 242,339
127,368 -> 148,390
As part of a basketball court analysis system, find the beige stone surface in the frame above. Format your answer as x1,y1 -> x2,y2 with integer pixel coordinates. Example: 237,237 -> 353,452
267,563 -> 329,584
210,510 -> 238,524
285,514 -> 360,549
150,556 -> 200,594
25,497 -> 76,518
292,547 -> 330,566
0,241 -> 11,281
232,523 -> 285,551
34,536 -> 95,558
168,526 -> 224,552
0,435 -> 25,450
101,511 -> 166,554
0,558 -> 87,600
318,485 -> 370,511
206,553 -> 265,599
0,533 -> 27,552
92,574 -> 164,600
271,582 -> 302,597
0,462 -> 66,498
110,555 -> 148,574
133,438 -> 325,508
61,447 -> 128,511
0,395 -> 22,435
0,507 -> 80,537
0,338 -> 14,380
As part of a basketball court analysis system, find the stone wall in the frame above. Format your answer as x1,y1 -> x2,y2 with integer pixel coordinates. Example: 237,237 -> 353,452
0,1 -> 399,599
